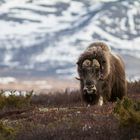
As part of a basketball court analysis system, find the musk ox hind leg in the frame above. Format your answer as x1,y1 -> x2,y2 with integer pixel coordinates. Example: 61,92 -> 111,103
110,78 -> 127,102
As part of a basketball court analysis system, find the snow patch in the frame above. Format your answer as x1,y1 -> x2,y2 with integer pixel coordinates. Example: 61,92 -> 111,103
0,77 -> 16,84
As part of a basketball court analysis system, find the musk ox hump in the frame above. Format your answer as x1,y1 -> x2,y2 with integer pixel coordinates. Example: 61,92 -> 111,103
88,42 -> 110,52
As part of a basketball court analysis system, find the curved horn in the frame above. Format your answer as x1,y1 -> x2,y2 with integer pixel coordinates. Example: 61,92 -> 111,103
82,59 -> 91,67
92,59 -> 100,67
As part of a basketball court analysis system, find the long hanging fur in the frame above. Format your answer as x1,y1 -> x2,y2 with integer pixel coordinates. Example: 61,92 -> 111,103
77,42 -> 127,105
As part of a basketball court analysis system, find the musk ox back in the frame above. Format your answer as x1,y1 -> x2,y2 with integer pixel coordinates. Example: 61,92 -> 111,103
76,42 -> 127,106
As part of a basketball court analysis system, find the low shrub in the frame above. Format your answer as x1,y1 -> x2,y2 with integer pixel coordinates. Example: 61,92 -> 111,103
0,121 -> 16,140
0,90 -> 33,110
113,97 -> 140,126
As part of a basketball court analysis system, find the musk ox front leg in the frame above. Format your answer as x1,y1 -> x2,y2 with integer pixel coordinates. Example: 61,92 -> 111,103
98,96 -> 103,106
101,84 -> 112,103
82,86 -> 104,106
81,80 -> 105,106
82,90 -> 100,106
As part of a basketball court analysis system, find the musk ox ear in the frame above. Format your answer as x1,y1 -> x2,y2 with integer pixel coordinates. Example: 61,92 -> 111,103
76,61 -> 80,65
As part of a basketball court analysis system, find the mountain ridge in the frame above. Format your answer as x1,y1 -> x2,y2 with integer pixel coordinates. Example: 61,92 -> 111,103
0,0 -> 140,80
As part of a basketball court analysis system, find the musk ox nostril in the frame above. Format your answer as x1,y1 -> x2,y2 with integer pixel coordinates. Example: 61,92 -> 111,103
83,85 -> 97,94
93,88 -> 96,93
93,85 -> 96,90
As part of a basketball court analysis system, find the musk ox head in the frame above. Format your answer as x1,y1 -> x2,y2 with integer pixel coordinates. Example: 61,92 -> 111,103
76,42 -> 111,96
77,58 -> 100,95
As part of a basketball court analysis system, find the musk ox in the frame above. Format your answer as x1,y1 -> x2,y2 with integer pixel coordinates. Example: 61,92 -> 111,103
76,42 -> 127,106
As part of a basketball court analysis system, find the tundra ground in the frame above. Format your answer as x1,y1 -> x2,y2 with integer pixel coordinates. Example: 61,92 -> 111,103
0,81 -> 140,140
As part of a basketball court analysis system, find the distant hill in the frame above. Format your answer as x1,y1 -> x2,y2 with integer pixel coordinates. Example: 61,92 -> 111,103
0,0 -> 140,80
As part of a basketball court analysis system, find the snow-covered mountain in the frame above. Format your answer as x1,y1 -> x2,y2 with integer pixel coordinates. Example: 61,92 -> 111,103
0,0 -> 140,80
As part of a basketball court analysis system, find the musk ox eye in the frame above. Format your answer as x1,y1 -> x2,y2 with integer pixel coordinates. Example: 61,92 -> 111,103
94,67 -> 100,74
102,60 -> 106,64
95,67 -> 100,72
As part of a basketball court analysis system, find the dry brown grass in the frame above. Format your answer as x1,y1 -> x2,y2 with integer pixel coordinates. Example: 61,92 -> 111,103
0,81 -> 140,140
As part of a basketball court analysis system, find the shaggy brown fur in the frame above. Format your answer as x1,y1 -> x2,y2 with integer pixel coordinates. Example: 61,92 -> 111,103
76,42 -> 127,105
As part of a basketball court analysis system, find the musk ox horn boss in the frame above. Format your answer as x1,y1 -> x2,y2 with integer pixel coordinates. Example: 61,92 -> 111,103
76,42 -> 127,106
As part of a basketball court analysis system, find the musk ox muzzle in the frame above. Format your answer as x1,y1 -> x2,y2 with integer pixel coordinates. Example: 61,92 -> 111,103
83,84 -> 97,95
